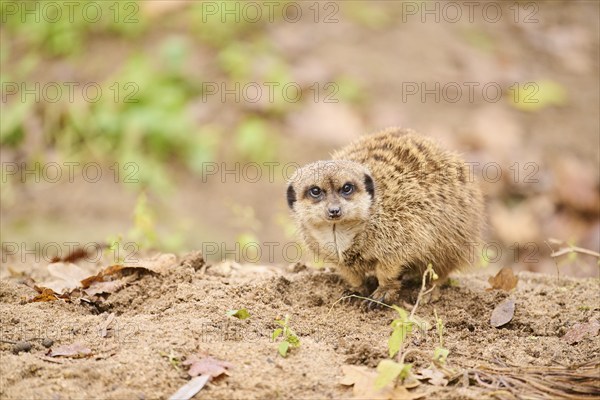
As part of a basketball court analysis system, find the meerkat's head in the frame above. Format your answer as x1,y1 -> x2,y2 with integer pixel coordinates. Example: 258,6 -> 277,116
286,160 -> 375,227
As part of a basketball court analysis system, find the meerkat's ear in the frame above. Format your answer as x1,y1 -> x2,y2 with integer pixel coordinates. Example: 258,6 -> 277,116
364,174 -> 374,198
286,184 -> 297,209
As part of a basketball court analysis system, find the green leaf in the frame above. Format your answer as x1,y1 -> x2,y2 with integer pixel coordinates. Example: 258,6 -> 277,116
391,305 -> 408,321
272,328 -> 283,341
278,341 -> 290,357
275,319 -> 286,327
287,335 -> 300,347
226,308 -> 251,320
374,360 -> 405,389
409,314 -> 431,332
434,347 -> 450,364
399,363 -> 412,380
388,325 -> 402,358
388,319 -> 413,358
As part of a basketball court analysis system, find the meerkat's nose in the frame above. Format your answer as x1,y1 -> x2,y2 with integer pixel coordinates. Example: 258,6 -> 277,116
328,206 -> 342,219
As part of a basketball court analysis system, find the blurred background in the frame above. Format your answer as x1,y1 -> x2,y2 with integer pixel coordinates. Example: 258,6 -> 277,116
1,1 -> 598,277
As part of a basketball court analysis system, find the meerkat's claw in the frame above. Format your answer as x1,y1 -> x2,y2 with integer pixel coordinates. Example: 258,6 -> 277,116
340,289 -> 362,303
361,298 -> 383,311
360,287 -> 400,311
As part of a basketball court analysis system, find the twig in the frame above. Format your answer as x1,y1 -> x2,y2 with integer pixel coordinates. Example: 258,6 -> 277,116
550,246 -> 600,259
395,264 -> 437,366
544,240 -> 562,283
409,264 -> 437,321
327,294 -> 394,316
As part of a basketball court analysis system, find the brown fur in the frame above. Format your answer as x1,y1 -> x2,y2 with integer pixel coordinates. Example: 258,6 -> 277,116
287,127 -> 484,306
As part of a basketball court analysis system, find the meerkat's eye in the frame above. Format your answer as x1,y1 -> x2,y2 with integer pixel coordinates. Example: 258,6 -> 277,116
308,186 -> 322,198
341,183 -> 354,195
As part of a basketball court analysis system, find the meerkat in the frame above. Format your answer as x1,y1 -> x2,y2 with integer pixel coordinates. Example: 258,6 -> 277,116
286,127 -> 483,309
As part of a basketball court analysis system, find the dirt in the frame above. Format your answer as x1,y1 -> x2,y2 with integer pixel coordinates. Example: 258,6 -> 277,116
1,253 -> 599,399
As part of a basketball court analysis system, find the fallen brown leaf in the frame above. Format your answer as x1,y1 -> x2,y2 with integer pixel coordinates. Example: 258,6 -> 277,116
563,318 -> 600,345
48,342 -> 92,358
414,368 -> 447,386
487,267 -> 519,291
42,262 -> 90,293
31,287 -> 59,302
123,253 -> 176,275
80,265 -> 126,288
491,298 -> 516,328
184,356 -> 233,379
84,280 -> 126,296
51,247 -> 93,264
340,365 -> 426,400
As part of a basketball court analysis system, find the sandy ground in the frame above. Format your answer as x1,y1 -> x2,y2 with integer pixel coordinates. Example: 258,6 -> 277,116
1,252 -> 598,399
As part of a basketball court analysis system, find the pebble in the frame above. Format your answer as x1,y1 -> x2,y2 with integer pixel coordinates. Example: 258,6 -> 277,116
12,341 -> 32,354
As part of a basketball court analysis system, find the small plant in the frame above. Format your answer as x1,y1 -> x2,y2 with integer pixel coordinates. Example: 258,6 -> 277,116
375,264 -> 438,389
433,309 -> 449,365
159,350 -> 182,372
226,308 -> 251,320
107,234 -> 125,264
272,314 -> 300,358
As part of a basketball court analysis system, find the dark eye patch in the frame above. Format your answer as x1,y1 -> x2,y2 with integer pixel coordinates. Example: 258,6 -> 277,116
364,174 -> 375,198
287,185 -> 297,209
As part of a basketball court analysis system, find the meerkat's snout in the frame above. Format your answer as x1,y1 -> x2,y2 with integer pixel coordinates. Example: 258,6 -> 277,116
327,205 -> 342,220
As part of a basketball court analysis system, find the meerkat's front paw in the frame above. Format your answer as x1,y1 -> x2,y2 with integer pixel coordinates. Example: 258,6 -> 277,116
340,276 -> 379,304
361,286 -> 401,311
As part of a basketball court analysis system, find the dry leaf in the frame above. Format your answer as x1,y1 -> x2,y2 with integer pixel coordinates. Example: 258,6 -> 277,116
84,280 -> 126,296
563,318 -> 600,345
31,287 -> 59,302
51,247 -> 93,264
491,298 -> 516,328
123,253 -> 176,275
184,356 -> 233,379
340,365 -> 426,400
487,267 -> 518,291
168,375 -> 210,400
48,342 -> 92,358
81,265 -> 126,288
414,368 -> 448,386
42,262 -> 90,293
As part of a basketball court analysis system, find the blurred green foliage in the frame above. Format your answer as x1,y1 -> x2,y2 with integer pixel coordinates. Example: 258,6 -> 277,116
1,1 -> 145,57
2,0 -> 360,189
